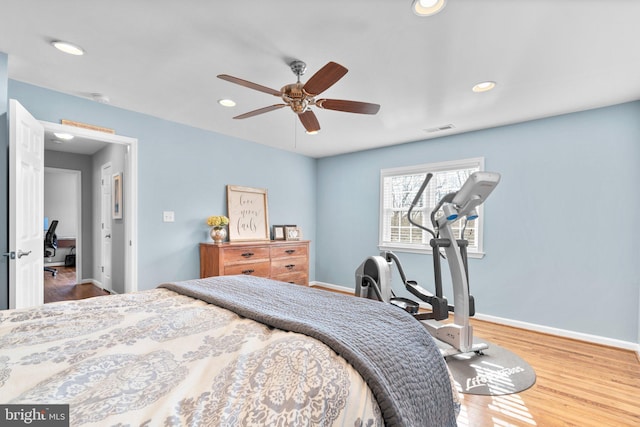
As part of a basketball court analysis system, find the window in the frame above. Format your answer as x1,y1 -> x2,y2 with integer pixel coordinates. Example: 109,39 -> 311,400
379,157 -> 486,257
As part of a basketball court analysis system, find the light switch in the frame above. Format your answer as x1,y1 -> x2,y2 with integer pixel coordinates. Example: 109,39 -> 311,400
163,211 -> 175,222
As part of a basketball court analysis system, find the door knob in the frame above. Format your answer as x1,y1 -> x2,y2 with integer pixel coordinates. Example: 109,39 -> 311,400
105,234 -> 111,238
2,252 -> 16,259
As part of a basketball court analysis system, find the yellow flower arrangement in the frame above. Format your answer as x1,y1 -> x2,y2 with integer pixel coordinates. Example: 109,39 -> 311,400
206,215 -> 229,228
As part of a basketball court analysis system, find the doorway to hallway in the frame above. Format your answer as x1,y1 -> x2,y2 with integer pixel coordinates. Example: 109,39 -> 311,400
40,119 -> 138,298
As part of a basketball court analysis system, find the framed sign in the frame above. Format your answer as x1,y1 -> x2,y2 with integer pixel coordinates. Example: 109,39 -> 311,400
227,185 -> 269,241
112,172 -> 123,220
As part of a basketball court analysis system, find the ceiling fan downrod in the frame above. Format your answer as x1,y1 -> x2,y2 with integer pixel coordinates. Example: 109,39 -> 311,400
283,60 -> 311,113
289,60 -> 307,82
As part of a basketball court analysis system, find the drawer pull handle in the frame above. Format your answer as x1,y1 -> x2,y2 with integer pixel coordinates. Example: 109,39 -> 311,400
285,264 -> 295,270
285,249 -> 295,254
241,252 -> 254,258
242,269 -> 255,275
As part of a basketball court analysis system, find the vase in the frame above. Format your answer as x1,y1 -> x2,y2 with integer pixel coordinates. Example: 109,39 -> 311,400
210,226 -> 227,243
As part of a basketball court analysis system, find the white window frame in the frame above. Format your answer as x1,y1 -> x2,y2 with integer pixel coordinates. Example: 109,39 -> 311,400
379,157 -> 487,258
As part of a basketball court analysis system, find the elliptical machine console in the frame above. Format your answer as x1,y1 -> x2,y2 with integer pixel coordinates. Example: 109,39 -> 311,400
355,171 -> 501,356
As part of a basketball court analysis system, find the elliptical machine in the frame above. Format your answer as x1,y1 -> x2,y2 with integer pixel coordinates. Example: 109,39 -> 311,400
355,171 -> 501,356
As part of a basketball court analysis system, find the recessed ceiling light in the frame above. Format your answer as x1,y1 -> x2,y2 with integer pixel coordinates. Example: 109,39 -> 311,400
218,99 -> 236,107
472,81 -> 496,93
412,0 -> 446,16
53,132 -> 74,140
51,40 -> 85,56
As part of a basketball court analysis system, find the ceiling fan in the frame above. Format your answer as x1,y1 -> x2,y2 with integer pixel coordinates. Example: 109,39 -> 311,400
217,61 -> 380,133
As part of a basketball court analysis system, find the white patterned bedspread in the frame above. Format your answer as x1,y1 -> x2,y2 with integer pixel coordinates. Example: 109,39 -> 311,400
0,289 -> 383,426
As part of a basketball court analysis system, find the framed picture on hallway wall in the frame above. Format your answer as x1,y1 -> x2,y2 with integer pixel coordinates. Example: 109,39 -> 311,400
113,172 -> 123,220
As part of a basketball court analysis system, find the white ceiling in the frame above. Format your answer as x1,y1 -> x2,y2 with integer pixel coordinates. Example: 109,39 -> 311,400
44,130 -> 108,156
2,1 -> 640,158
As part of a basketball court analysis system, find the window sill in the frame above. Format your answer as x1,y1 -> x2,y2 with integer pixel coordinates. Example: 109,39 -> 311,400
377,243 -> 486,259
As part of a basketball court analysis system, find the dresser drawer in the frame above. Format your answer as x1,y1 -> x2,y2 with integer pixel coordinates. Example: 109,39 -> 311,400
271,257 -> 307,276
271,244 -> 308,259
222,246 -> 270,264
224,261 -> 271,277
272,272 -> 308,286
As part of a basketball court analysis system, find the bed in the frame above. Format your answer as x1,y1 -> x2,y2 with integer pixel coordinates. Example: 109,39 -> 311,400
0,275 -> 459,426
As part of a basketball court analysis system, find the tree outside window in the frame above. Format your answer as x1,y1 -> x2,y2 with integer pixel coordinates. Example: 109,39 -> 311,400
380,158 -> 485,256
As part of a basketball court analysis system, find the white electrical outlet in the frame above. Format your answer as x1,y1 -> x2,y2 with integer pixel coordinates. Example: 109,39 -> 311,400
163,211 -> 175,222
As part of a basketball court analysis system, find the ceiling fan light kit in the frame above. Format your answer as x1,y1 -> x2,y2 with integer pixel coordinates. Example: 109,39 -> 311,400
217,60 -> 380,134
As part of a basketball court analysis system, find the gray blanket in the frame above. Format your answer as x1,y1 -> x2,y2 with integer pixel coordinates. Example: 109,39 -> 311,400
160,275 -> 457,427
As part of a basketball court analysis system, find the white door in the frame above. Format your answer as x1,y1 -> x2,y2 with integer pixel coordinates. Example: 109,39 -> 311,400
100,163 -> 113,292
8,100 -> 45,309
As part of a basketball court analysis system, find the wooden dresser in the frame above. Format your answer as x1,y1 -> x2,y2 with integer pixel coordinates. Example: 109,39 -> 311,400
200,240 -> 309,286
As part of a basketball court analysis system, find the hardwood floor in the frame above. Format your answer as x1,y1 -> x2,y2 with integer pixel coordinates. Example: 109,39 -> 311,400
313,285 -> 640,427
44,265 -> 110,303
458,319 -> 640,427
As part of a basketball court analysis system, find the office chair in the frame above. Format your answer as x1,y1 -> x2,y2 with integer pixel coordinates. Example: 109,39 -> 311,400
44,220 -> 59,276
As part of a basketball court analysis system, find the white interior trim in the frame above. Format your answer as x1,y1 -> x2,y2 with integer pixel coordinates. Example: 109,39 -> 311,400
311,281 -> 639,353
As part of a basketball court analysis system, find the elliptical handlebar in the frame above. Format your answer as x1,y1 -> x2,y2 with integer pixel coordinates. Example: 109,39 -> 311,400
409,173 -> 432,209
407,173 -> 437,239
383,251 -> 408,285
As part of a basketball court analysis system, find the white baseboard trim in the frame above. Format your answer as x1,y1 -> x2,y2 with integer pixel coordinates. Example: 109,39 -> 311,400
310,281 -> 353,293
473,312 -> 639,353
311,281 -> 640,353
82,279 -> 115,294
86,278 -> 102,287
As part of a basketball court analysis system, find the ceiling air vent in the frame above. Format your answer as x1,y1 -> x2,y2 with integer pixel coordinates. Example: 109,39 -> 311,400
424,124 -> 455,133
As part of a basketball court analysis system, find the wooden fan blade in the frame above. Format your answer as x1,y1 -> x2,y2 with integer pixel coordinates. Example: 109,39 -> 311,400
316,99 -> 380,115
233,104 -> 286,119
298,110 -> 320,133
302,62 -> 348,96
218,74 -> 282,96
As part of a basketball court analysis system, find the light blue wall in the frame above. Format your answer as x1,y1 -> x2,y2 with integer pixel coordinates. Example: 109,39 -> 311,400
6,80 -> 317,294
316,102 -> 640,343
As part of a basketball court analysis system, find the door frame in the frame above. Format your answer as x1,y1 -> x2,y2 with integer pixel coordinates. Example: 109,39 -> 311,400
44,167 -> 82,283
41,121 -> 138,293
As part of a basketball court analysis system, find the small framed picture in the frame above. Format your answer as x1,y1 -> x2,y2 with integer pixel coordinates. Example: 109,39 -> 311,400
112,172 -> 123,220
284,226 -> 302,241
272,225 -> 285,240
